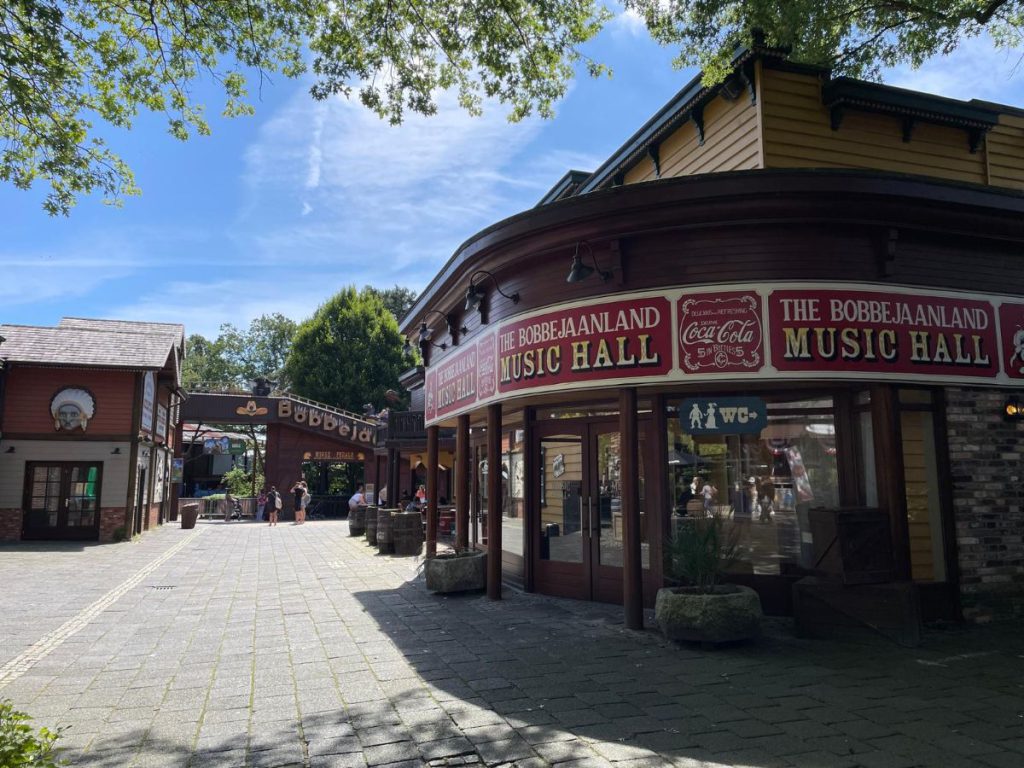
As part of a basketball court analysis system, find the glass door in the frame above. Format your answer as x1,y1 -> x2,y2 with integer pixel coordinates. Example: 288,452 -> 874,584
23,463 -> 102,540
533,420 -> 648,603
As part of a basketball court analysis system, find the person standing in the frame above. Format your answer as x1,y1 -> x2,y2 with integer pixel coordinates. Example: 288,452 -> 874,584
700,478 -> 717,515
267,486 -> 281,526
222,490 -> 235,522
256,489 -> 268,522
291,480 -> 310,525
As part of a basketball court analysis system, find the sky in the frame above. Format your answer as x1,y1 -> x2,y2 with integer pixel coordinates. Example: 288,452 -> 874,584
3,10 -> 1024,340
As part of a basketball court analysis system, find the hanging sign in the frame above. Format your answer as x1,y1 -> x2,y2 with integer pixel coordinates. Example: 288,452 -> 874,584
497,296 -> 673,393
678,292 -> 763,373
679,396 -> 767,435
170,458 -> 184,484
141,372 -> 156,433
768,289 -> 998,377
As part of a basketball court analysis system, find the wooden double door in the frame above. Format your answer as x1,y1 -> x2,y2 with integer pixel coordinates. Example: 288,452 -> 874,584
534,419 -> 651,603
23,462 -> 102,541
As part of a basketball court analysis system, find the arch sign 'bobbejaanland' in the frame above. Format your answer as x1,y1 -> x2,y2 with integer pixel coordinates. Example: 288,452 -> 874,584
424,281 -> 1024,426
179,392 -> 378,491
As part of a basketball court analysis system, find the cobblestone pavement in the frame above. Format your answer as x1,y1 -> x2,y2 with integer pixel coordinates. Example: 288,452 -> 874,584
1,521 -> 1023,768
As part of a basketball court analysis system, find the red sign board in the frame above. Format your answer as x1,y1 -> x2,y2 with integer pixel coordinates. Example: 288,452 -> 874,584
678,292 -> 763,373
477,333 -> 497,399
496,296 -> 673,393
432,346 -> 479,420
768,289 -> 999,377
999,302 -> 1024,380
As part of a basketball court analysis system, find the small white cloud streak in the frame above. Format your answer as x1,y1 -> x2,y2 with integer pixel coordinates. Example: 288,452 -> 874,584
884,34 -> 1024,103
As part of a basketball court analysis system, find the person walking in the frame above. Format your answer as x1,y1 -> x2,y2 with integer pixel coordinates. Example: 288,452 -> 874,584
267,486 -> 281,526
255,489 -> 268,522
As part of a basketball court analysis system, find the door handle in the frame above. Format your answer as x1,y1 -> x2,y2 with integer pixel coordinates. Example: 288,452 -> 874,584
588,497 -> 595,534
579,496 -> 584,535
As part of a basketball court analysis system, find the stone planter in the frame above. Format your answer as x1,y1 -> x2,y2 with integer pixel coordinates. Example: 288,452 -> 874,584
180,503 -> 199,530
425,550 -> 487,593
655,584 -> 763,644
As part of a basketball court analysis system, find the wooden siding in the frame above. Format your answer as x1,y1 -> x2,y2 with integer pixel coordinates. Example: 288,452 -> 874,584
3,367 -> 136,436
761,68 -> 989,186
900,411 -> 945,582
987,113 -> 1024,191
0,441 -> 130,508
624,93 -> 761,185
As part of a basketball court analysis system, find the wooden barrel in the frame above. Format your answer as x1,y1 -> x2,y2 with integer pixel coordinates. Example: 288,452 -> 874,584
392,511 -> 424,556
348,504 -> 368,537
365,507 -> 379,545
377,507 -> 395,554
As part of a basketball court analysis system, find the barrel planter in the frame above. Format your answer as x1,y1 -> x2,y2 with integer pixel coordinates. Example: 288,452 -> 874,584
365,508 -> 379,546
392,511 -> 424,556
180,503 -> 199,530
349,505 -> 368,537
377,508 -> 395,554
425,550 -> 487,593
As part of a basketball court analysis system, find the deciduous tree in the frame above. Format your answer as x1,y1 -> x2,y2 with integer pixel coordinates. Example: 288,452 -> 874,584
284,286 -> 412,412
2,0 -> 609,214
626,1 -> 1024,84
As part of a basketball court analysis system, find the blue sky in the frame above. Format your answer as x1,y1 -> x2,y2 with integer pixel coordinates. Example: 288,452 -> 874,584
2,10 -> 1024,339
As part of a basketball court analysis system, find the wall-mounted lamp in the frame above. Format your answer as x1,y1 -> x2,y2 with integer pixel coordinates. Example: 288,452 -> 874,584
420,309 -> 467,349
566,241 -> 612,283
1005,395 -> 1024,420
464,270 -> 520,315
111,447 -> 122,455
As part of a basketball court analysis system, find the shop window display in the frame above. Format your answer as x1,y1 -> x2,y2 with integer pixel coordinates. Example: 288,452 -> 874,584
667,397 -> 839,576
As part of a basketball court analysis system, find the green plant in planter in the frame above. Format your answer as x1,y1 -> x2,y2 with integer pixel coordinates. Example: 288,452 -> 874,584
110,525 -> 127,543
657,514 -> 762,643
665,513 -> 741,591
0,699 -> 66,767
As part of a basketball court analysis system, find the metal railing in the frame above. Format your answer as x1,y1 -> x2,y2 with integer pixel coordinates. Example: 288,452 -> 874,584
178,496 -> 257,519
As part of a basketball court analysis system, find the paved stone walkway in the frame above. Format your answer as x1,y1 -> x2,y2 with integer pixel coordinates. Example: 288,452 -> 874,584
1,521 -> 1023,768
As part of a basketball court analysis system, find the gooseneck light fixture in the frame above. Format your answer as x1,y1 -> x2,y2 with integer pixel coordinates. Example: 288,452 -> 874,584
404,309 -> 468,357
566,241 -> 612,283
464,270 -> 520,314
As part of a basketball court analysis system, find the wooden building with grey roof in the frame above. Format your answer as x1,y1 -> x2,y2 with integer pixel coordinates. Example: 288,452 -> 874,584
0,318 -> 185,541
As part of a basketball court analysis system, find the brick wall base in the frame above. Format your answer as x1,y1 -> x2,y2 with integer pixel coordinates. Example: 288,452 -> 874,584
947,387 -> 1024,623
98,508 -> 127,543
146,503 -> 160,531
0,509 -> 22,542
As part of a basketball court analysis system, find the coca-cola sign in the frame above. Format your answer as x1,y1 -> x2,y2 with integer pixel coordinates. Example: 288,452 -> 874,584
678,292 -> 763,373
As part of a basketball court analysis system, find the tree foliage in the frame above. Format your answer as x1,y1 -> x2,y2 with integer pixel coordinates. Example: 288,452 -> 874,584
2,0 -> 609,214
365,285 -> 418,323
626,1 -> 1024,84
0,699 -> 64,768
180,313 -> 297,390
284,286 -> 411,412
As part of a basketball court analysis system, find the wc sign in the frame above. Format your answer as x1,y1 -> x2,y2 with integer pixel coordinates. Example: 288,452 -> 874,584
680,396 -> 768,435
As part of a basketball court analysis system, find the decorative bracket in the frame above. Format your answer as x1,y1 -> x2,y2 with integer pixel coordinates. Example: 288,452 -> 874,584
612,172 -> 625,187
902,117 -> 915,143
830,105 -> 844,131
739,59 -> 758,105
647,144 -> 661,178
968,128 -> 986,154
692,104 -> 706,146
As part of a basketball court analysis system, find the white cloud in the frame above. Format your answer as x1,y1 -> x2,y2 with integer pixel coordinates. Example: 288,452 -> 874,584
885,34 -> 1024,103
606,8 -> 648,39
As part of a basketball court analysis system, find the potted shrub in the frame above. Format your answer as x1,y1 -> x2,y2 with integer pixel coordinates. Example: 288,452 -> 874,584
424,548 -> 487,593
655,513 -> 763,644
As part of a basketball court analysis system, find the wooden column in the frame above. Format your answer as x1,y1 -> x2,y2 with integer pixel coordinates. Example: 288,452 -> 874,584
456,415 -> 470,551
871,384 -> 910,580
388,447 -> 400,505
620,388 -> 643,630
426,425 -> 439,558
522,406 -> 536,592
486,404 -> 502,600
372,453 -> 382,505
